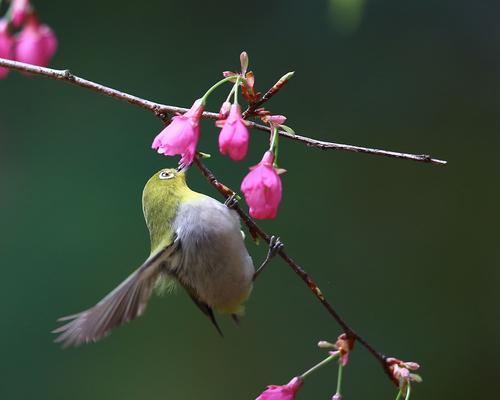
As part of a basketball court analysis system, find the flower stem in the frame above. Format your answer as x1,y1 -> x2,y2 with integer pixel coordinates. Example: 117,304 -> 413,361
405,384 -> 411,400
336,364 -> 344,395
225,84 -> 236,103
233,76 -> 240,106
269,126 -> 280,166
201,76 -> 235,104
299,353 -> 338,380
395,390 -> 403,400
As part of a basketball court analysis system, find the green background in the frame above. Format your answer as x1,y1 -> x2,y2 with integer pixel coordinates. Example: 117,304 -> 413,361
0,0 -> 498,399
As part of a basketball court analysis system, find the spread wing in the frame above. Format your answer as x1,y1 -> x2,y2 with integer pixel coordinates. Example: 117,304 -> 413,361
53,239 -> 179,347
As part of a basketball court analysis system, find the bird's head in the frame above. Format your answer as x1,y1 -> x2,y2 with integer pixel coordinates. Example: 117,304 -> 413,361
143,167 -> 189,200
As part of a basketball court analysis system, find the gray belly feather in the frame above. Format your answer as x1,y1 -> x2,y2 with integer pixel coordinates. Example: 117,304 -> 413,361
171,196 -> 254,310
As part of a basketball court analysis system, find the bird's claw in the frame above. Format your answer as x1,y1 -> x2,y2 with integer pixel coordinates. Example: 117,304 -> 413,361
224,194 -> 239,209
267,235 -> 284,258
253,235 -> 284,281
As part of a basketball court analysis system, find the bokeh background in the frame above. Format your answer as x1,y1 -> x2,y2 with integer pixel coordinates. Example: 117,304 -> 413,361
0,0 -> 498,399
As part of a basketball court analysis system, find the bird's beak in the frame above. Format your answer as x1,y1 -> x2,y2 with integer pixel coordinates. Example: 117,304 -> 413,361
176,163 -> 189,174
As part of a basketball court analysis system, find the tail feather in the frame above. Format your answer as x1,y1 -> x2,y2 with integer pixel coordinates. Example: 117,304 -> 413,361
186,290 -> 224,337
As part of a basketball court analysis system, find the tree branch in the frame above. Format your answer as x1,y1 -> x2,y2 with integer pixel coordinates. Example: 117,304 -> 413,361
0,57 -> 447,166
241,72 -> 292,119
0,57 -> 431,385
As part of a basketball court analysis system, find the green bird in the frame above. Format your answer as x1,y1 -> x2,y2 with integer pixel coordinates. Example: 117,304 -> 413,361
54,168 -> 256,347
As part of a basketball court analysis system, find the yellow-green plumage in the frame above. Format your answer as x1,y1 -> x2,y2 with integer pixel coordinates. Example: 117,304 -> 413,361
54,168 -> 254,346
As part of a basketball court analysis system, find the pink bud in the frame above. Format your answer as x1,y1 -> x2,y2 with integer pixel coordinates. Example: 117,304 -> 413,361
218,100 -> 231,120
217,104 -> 250,161
240,51 -> 249,74
255,377 -> 302,400
0,21 -> 14,79
269,115 -> 287,126
318,340 -> 335,349
241,151 -> 283,219
11,0 -> 30,27
15,17 -> 57,67
388,359 -> 421,385
404,362 -> 420,371
332,394 -> 343,400
151,99 -> 204,166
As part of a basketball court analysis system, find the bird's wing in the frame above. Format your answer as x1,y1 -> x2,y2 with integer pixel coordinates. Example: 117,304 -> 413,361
53,238 -> 179,347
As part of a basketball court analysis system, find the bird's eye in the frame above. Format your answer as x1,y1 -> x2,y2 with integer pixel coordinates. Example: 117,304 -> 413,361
159,171 -> 174,180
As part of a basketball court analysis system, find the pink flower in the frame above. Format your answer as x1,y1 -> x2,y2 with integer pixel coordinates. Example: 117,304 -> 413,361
218,100 -> 231,120
217,104 -> 250,161
335,333 -> 354,366
261,114 -> 287,127
386,358 -> 422,389
241,151 -> 283,219
269,115 -> 287,126
151,99 -> 204,166
0,21 -> 14,79
11,0 -> 30,27
256,377 -> 303,400
15,17 -> 57,67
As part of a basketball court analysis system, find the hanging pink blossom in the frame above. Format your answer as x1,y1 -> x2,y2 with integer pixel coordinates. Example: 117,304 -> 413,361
255,377 -> 303,400
0,21 -> 14,79
335,333 -> 354,366
151,99 -> 204,166
387,358 -> 421,387
241,151 -> 283,219
11,0 -> 30,27
218,100 -> 231,120
217,104 -> 250,161
15,17 -> 57,67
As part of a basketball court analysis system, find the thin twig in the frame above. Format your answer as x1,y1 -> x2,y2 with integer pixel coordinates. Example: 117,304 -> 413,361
241,72 -> 293,118
0,57 -> 447,166
193,157 -> 395,384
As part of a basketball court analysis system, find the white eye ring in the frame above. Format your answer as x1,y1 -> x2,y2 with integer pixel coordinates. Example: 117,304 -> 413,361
159,171 -> 174,180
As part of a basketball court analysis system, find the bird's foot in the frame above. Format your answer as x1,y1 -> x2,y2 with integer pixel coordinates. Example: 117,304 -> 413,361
224,193 -> 239,209
268,235 -> 284,258
253,235 -> 284,281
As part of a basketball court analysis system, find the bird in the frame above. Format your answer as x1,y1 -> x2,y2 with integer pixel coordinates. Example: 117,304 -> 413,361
53,167 -> 256,347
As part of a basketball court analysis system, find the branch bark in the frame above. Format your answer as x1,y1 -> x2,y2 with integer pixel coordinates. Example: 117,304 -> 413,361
0,57 -> 447,166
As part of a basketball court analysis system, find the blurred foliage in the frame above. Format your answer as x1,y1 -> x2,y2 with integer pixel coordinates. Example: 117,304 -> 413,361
328,0 -> 366,34
0,0 -> 499,399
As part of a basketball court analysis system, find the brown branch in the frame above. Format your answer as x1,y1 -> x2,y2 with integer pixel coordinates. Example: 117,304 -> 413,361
193,157 -> 395,384
241,72 -> 293,119
0,57 -> 447,166
0,56 -> 410,385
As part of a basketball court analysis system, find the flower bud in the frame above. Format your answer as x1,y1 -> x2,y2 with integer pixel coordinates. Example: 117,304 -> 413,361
317,340 -> 335,349
217,104 -> 250,161
255,377 -> 302,400
240,51 -> 249,74
11,0 -> 30,27
15,16 -> 57,67
241,151 -> 283,219
218,100 -> 231,120
0,20 -> 14,79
